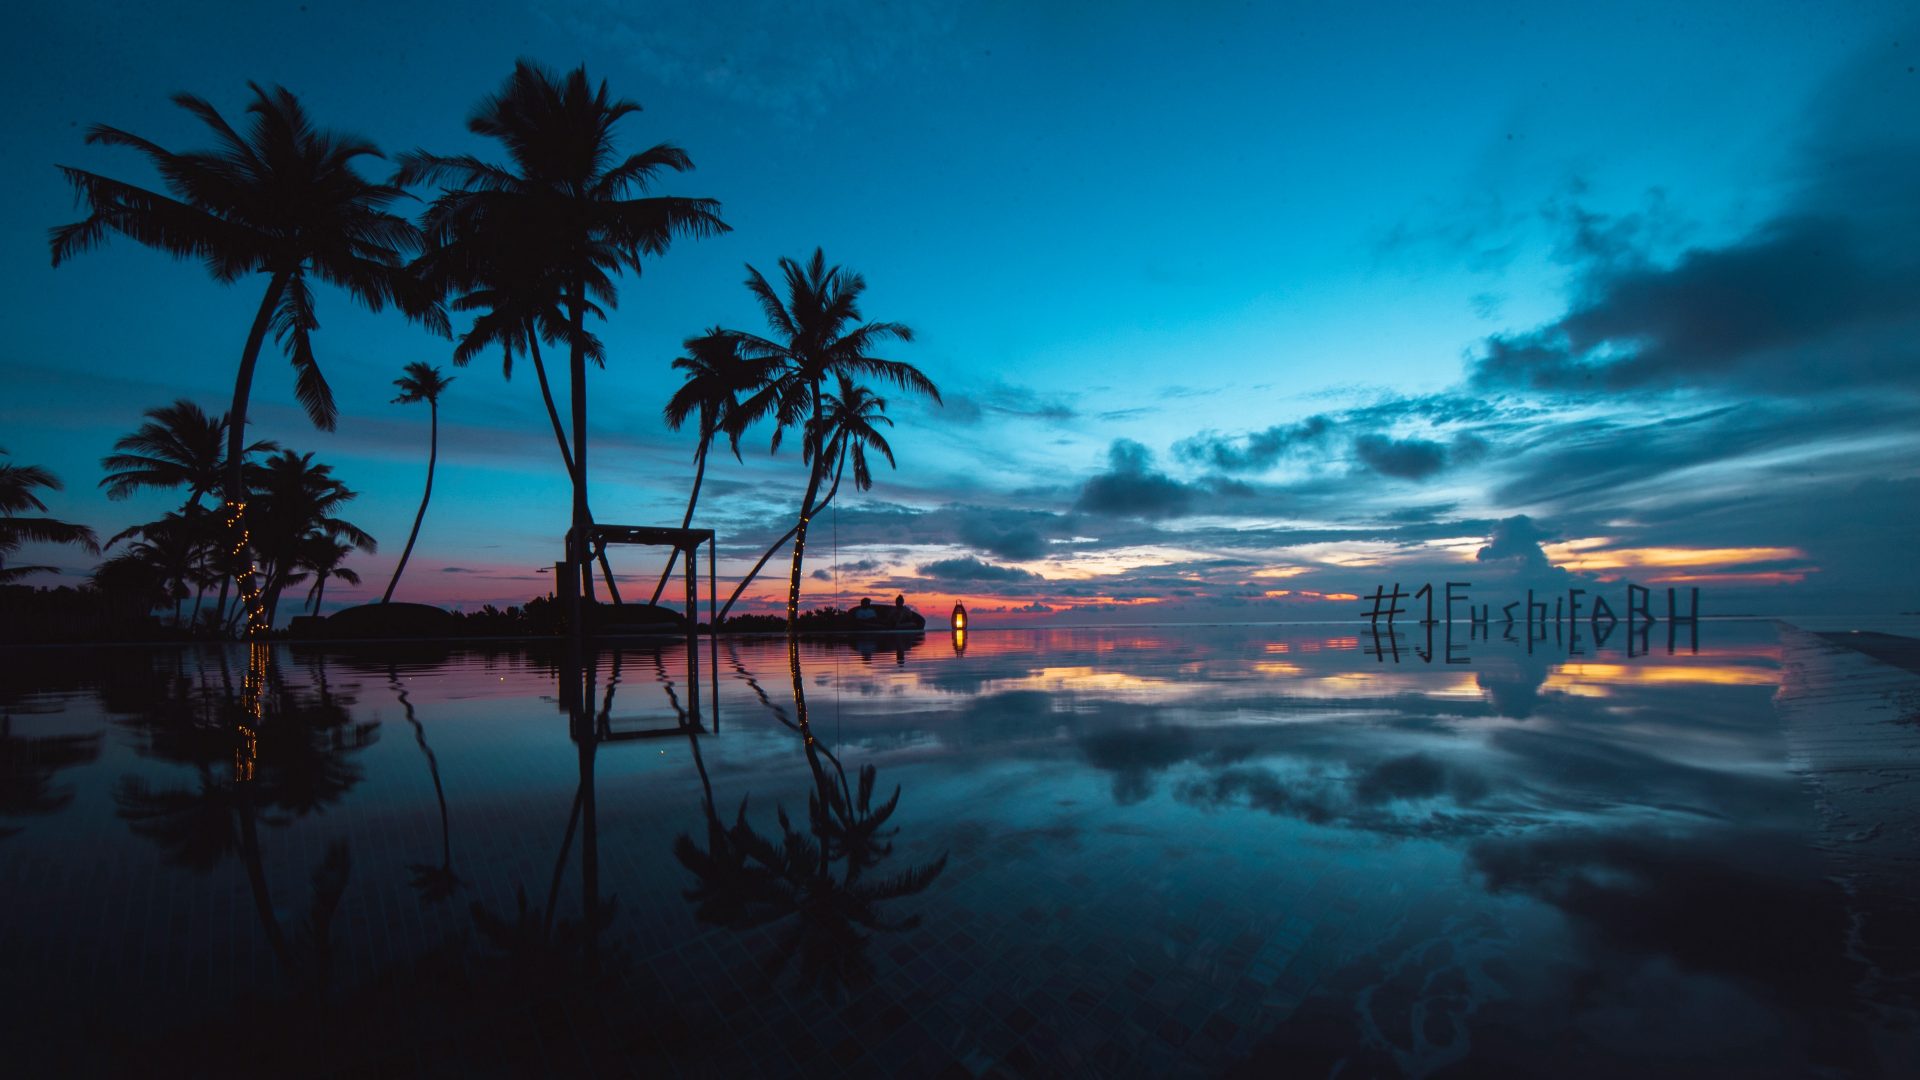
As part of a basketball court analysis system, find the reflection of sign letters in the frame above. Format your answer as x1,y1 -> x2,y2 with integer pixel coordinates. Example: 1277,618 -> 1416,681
1360,581 -> 1702,664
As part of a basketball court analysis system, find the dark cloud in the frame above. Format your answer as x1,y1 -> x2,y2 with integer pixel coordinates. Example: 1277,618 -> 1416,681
1352,434 -> 1448,480
1074,440 -> 1198,519
916,556 -> 1041,582
1175,415 -> 1334,472
1476,515 -> 1555,569
956,516 -> 1050,561
439,566 -> 474,573
1472,69 -> 1920,397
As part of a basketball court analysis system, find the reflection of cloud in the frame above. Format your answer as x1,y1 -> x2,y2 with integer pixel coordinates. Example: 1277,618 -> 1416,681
1469,826 -> 1859,1011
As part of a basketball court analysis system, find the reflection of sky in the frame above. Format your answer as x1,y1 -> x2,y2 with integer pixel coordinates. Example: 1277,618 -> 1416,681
4,622 -> 1907,1073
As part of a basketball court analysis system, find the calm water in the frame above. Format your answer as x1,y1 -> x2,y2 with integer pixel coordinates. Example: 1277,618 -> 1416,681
3,622 -> 1917,1077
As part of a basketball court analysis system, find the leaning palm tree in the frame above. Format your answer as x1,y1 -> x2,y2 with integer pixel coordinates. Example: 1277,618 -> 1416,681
714,250 -> 938,627
380,362 -> 452,604
0,450 -> 100,582
398,60 -> 727,609
650,330 -> 756,605
719,374 -> 903,621
51,83 -> 445,635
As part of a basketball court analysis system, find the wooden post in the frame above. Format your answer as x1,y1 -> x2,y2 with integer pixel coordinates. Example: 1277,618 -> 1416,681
685,542 -> 700,725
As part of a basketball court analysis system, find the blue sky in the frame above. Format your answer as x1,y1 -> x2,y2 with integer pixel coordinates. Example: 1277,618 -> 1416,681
5,1 -> 1917,620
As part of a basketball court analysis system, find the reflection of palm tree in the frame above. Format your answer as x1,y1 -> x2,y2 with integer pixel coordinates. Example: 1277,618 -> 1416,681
672,639 -> 946,994
52,85 -> 444,633
710,250 -> 940,627
0,450 -> 100,582
111,648 -> 374,984
398,60 -> 726,598
392,669 -> 462,903
381,363 -> 452,604
0,714 -> 101,840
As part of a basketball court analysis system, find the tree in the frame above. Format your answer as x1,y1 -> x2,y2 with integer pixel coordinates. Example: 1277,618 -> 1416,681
51,83 -> 444,634
246,450 -> 374,628
100,399 -> 274,511
381,362 -> 452,604
0,450 -> 99,583
398,60 -> 726,610
713,250 -> 939,626
651,330 -> 756,605
300,536 -> 362,616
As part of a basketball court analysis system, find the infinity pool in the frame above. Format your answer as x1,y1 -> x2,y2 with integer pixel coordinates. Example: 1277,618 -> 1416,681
4,622 -> 1917,1077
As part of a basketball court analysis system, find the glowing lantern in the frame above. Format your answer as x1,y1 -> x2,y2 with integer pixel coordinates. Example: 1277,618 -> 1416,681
951,603 -> 968,631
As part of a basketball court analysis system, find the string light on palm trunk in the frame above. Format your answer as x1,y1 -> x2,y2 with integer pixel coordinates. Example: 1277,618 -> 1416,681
224,499 -> 266,638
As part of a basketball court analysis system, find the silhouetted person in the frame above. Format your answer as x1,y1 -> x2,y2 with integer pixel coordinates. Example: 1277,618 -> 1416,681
854,597 -> 878,622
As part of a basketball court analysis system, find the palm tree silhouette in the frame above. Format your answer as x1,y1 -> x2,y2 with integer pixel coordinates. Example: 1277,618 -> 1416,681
651,330 -> 755,605
381,362 -> 452,604
101,403 -> 276,626
717,373 -> 909,623
709,250 -> 939,627
247,450 -> 374,627
51,84 -> 445,633
0,449 -> 99,582
398,60 -> 727,606
299,535 -> 361,616
103,510 -> 204,625
100,399 -> 277,511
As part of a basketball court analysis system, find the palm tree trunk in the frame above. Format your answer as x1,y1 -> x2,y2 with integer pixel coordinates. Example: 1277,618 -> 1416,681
568,279 -> 590,618
225,269 -> 292,638
532,327 -> 620,606
649,437 -> 710,605
310,573 -> 327,616
382,399 -> 437,603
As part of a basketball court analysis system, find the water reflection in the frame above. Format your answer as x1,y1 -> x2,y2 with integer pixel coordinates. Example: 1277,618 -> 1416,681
674,637 -> 947,995
3,621 -> 1916,1076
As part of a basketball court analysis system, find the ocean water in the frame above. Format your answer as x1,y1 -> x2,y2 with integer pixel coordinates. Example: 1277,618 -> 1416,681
3,620 -> 1917,1077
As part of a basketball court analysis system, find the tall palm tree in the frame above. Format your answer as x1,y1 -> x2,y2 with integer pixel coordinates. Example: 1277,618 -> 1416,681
100,400 -> 274,511
51,83 -> 444,635
715,250 -> 938,627
247,450 -> 374,628
650,330 -> 755,605
398,60 -> 727,609
0,450 -> 100,582
380,362 -> 452,604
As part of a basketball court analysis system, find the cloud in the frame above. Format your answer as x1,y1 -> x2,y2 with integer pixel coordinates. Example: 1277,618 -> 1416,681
1175,415 -> 1334,472
916,556 -> 1042,582
1352,434 -> 1448,480
1075,439 -> 1198,519
1476,515 -> 1555,570
1471,65 -> 1920,397
439,566 -> 474,573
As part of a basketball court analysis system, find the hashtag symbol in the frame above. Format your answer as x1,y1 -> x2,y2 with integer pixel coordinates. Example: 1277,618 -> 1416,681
1364,583 -> 1408,628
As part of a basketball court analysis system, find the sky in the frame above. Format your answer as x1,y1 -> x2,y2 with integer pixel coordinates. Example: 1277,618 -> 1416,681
4,0 -> 1918,623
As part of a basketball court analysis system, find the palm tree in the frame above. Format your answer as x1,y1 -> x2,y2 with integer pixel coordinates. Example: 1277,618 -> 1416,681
300,536 -> 361,616
398,60 -> 727,610
247,450 -> 374,628
712,250 -> 939,627
100,400 -> 275,510
651,330 -> 756,605
104,510 -> 205,625
51,83 -> 444,635
0,450 -> 100,582
380,363 -> 452,604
